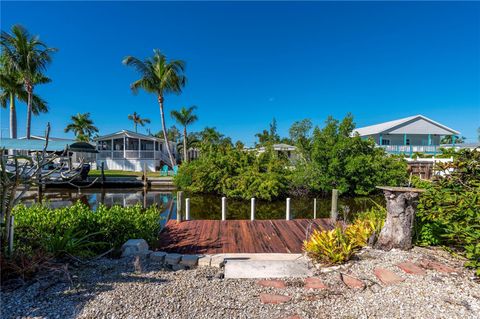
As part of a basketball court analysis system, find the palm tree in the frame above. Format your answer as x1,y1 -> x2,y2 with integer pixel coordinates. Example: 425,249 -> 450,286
171,105 -> 198,162
0,62 -> 49,138
64,113 -> 99,142
123,49 -> 186,167
1,24 -> 57,139
128,111 -> 151,133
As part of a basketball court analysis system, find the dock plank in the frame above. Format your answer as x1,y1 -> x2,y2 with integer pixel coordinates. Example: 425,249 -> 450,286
157,219 -> 335,254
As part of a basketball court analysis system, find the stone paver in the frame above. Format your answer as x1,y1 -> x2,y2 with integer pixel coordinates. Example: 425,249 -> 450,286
150,252 -> 167,263
304,277 -> 327,290
374,267 -> 405,285
257,279 -> 286,289
259,293 -> 291,304
225,260 -> 312,279
340,273 -> 365,289
197,255 -> 212,267
180,255 -> 199,267
418,259 -> 456,273
282,315 -> 302,319
165,253 -> 182,265
397,261 -> 426,275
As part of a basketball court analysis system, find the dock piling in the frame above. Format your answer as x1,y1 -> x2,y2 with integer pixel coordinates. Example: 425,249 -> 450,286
185,198 -> 190,221
221,197 -> 227,221
176,191 -> 183,223
331,189 -> 338,221
286,198 -> 291,220
251,198 -> 255,221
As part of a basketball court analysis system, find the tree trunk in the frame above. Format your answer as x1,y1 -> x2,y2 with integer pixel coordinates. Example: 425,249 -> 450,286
9,93 -> 17,139
25,82 -> 33,139
157,95 -> 176,168
375,187 -> 423,250
183,126 -> 188,163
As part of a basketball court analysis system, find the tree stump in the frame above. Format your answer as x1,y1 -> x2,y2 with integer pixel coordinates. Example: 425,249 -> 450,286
374,186 -> 424,250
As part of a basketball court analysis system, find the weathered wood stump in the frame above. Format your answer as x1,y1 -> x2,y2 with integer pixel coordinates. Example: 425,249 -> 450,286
375,186 -> 424,250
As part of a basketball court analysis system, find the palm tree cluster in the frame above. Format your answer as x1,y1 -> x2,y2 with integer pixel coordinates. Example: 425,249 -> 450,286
0,25 -> 56,139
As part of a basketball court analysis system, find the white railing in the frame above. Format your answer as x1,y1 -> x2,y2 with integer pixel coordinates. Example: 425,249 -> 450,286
97,150 -> 165,160
379,145 -> 440,155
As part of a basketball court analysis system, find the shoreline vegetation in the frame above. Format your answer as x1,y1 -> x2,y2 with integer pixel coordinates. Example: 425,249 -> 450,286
174,115 -> 408,201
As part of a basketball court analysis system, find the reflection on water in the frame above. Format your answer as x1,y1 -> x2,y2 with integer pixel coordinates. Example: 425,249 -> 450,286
19,188 -> 384,221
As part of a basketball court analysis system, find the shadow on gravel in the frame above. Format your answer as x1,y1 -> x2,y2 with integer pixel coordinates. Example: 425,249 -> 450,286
2,259 -> 170,319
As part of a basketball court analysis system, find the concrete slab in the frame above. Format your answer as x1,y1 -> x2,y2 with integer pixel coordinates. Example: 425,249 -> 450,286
165,253 -> 182,265
224,260 -> 313,279
180,255 -> 199,267
197,255 -> 212,267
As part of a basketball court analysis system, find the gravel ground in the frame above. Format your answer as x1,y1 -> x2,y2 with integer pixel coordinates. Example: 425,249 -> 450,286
2,247 -> 479,319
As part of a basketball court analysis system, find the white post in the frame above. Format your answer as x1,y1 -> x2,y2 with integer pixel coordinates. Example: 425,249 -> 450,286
250,198 -> 255,221
221,197 -> 227,221
313,198 -> 317,219
286,198 -> 291,220
185,198 -> 190,221
176,191 -> 183,223
8,215 -> 14,253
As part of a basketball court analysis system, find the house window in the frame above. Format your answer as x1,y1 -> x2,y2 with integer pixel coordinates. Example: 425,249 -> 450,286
97,140 -> 112,150
381,139 -> 390,146
406,139 -> 410,146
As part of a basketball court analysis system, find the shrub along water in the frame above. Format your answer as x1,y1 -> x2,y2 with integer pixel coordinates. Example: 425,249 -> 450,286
414,149 -> 480,275
12,202 -> 163,257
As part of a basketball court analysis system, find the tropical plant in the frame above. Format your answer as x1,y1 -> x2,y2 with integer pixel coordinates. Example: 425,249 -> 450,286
415,149 -> 480,275
440,135 -> 465,144
171,105 -> 198,162
123,49 -> 186,167
128,111 -> 151,133
255,118 -> 281,146
1,24 -> 57,139
304,208 -> 384,265
64,113 -> 99,141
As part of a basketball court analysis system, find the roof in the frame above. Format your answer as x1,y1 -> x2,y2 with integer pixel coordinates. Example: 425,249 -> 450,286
353,115 -> 460,136
18,135 -> 75,142
0,138 -> 71,151
94,130 -> 163,142
250,143 -> 297,152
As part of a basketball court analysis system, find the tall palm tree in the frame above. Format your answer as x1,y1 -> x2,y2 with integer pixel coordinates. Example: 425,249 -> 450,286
127,111 -> 151,133
0,63 -> 49,138
171,105 -> 198,163
1,24 -> 57,139
64,113 -> 99,142
123,49 -> 186,167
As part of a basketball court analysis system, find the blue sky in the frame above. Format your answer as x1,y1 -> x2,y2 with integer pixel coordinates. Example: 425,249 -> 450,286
1,1 -> 479,145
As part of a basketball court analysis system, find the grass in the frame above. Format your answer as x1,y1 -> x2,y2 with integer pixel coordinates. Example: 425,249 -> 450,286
88,170 -> 169,178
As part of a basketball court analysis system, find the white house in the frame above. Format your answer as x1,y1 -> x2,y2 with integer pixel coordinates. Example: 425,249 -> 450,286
353,115 -> 460,156
94,130 -> 178,172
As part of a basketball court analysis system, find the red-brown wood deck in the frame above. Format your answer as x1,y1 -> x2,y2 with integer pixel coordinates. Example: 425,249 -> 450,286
157,219 -> 335,254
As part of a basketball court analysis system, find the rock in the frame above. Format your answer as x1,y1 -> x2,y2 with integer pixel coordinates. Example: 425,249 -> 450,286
256,279 -> 286,289
259,293 -> 291,304
397,261 -> 426,275
121,239 -> 149,257
304,277 -> 327,290
198,255 -> 212,267
165,253 -> 182,265
340,273 -> 365,289
180,255 -> 199,267
374,267 -> 405,285
150,252 -> 167,263
418,259 -> 456,273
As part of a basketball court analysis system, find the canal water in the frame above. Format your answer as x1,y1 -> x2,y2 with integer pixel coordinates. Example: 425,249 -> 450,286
19,188 -> 384,221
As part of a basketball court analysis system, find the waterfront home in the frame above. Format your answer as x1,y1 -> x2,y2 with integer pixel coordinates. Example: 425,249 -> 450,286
247,143 -> 298,161
94,130 -> 178,172
353,115 -> 460,156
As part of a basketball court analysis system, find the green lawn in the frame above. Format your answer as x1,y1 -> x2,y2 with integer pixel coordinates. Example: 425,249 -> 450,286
89,170 -> 168,178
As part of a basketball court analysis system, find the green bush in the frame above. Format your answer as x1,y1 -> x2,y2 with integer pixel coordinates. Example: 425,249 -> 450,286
415,149 -> 480,275
13,202 -> 163,257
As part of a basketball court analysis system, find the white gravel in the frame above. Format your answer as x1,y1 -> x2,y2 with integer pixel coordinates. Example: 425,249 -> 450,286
2,247 -> 479,319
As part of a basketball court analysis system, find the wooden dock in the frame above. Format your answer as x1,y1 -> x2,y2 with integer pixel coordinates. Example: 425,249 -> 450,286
157,219 -> 335,254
